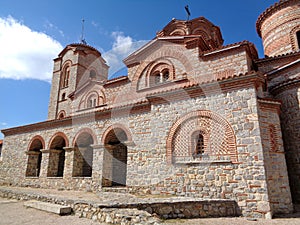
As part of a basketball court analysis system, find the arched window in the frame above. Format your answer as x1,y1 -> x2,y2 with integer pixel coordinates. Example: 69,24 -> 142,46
57,110 -> 66,119
150,69 -> 170,86
192,132 -> 205,158
61,66 -> 70,88
87,94 -> 97,108
162,69 -> 169,82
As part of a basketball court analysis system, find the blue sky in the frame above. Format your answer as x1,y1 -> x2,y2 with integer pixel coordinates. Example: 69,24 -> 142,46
0,0 -> 278,138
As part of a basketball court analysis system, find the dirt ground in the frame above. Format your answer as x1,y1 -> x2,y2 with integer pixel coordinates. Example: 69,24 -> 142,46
0,197 -> 102,225
1,197 -> 300,225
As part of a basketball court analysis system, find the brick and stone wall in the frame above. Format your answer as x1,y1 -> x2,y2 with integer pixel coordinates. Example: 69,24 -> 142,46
1,78 -> 293,218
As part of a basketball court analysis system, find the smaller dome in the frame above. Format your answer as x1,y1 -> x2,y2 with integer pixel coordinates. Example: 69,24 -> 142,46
156,17 -> 224,48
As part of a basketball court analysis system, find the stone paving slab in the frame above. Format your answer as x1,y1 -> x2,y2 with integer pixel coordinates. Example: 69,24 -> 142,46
24,200 -> 72,215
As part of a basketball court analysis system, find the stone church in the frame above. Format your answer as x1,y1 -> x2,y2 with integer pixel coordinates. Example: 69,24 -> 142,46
1,0 -> 300,219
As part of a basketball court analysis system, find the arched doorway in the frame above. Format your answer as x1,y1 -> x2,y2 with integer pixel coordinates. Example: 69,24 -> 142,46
73,132 -> 94,177
26,137 -> 43,177
102,128 -> 128,187
48,135 -> 67,177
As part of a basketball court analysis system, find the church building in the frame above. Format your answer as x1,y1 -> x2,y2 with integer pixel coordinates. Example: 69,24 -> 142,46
1,0 -> 300,219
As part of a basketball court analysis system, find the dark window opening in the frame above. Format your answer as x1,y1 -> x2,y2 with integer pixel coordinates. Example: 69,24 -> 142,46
296,31 -> 300,50
90,70 -> 96,79
62,93 -> 66,100
193,133 -> 205,158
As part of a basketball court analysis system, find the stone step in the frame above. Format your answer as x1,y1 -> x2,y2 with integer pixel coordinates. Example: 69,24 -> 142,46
102,187 -> 128,193
24,200 -> 71,215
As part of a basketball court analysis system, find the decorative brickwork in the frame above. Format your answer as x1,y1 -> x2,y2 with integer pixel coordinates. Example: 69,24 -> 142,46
166,110 -> 237,164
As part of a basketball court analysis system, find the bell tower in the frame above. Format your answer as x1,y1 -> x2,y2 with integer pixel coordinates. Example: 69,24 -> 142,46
48,43 -> 108,120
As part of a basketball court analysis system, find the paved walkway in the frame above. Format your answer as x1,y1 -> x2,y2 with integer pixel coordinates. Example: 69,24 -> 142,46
1,186 -> 300,225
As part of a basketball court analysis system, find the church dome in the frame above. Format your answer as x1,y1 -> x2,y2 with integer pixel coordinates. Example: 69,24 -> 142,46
256,0 -> 300,57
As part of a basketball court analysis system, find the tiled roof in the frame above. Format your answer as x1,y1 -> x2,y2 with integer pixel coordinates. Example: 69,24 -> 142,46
201,40 -> 258,59
255,51 -> 300,64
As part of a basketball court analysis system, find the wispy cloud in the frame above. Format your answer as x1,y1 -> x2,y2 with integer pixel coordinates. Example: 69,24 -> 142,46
44,20 -> 65,37
0,16 -> 63,82
103,31 -> 148,78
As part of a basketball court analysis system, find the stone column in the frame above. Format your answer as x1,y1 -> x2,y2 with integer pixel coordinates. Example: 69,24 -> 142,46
91,144 -> 105,187
39,149 -> 50,178
123,141 -> 135,187
63,147 -> 75,179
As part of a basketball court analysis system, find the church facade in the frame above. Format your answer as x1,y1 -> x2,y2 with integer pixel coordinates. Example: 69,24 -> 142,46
1,0 -> 300,219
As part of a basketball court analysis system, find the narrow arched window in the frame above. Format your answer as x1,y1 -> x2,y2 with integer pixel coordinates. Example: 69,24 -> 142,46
61,66 -> 70,88
192,132 -> 205,158
162,70 -> 169,82
87,94 -> 97,108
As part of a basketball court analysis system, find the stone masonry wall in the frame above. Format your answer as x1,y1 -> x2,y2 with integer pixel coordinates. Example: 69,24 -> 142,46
257,100 -> 293,214
1,83 -> 293,218
276,86 -> 300,203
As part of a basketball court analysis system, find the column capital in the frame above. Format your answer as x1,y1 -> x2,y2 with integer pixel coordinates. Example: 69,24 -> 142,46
25,150 -> 41,155
123,141 -> 135,147
90,144 -> 105,150
40,149 -> 50,154
63,147 -> 74,152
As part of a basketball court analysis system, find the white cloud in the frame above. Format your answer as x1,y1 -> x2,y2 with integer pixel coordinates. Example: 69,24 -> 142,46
0,16 -> 63,82
103,31 -> 148,78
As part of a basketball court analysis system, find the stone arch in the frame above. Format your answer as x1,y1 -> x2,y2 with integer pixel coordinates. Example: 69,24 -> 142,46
101,124 -> 132,187
25,135 -> 45,177
166,110 -> 237,164
101,124 -> 133,145
131,46 -> 194,89
72,128 -> 98,146
72,128 -> 97,177
27,135 -> 45,151
47,132 -> 69,177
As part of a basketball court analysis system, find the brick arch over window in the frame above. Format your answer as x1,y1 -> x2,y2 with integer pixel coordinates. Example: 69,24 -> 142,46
131,46 -> 194,89
72,128 -> 98,146
78,90 -> 106,110
290,25 -> 300,51
57,110 -> 66,119
27,135 -> 45,151
26,135 -> 45,177
48,132 -> 69,149
101,124 -> 133,145
146,59 -> 175,87
166,110 -> 237,164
